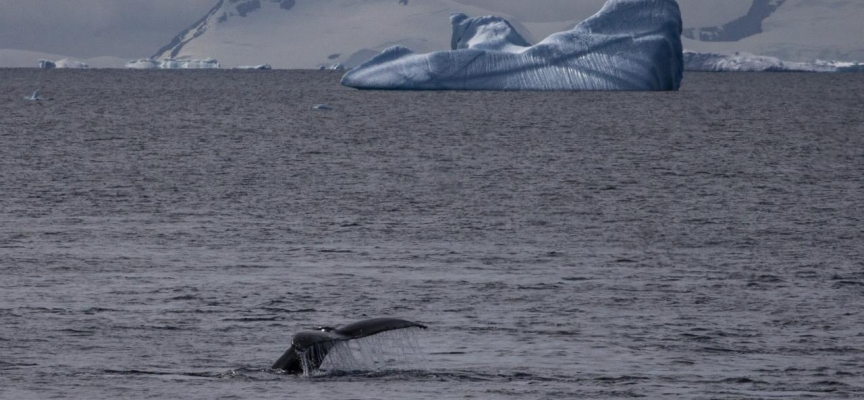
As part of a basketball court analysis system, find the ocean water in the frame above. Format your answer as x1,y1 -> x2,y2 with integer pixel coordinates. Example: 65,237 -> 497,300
1,69 -> 863,399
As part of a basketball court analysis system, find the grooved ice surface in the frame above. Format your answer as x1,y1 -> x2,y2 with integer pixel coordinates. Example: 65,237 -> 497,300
341,0 -> 683,91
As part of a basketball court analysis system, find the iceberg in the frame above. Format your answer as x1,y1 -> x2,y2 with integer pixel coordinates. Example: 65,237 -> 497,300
125,58 -> 220,69
450,13 -> 531,53
318,63 -> 346,71
126,59 -> 162,69
235,64 -> 272,70
54,58 -> 89,69
341,0 -> 683,91
684,51 -> 864,73
821,61 -> 864,73
160,58 -> 220,69
38,59 -> 56,69
35,58 -> 93,69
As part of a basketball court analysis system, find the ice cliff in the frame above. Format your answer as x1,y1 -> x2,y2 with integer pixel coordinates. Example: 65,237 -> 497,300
341,0 -> 683,91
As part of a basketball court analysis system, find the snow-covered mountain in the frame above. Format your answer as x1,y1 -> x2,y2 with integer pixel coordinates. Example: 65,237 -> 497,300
153,0 -> 552,69
683,0 -> 784,42
155,0 -> 863,69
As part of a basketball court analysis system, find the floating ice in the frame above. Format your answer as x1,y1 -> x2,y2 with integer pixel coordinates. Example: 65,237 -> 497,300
160,58 -> 220,69
684,51 -> 864,73
341,0 -> 683,91
38,59 -> 56,69
318,63 -> 346,71
824,61 -> 864,73
34,58 -> 89,69
54,59 -> 89,69
684,51 -> 818,72
235,64 -> 272,70
125,59 -> 161,69
125,58 -> 220,69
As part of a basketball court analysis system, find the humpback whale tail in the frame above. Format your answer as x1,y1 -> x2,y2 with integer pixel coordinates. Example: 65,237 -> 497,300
272,317 -> 427,375
24,88 -> 43,101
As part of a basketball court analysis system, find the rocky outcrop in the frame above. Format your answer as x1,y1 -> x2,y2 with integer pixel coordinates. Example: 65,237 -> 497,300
153,0 -> 296,59
683,0 -> 786,42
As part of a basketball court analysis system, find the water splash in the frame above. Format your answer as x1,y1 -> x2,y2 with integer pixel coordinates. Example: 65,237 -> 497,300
299,327 -> 426,376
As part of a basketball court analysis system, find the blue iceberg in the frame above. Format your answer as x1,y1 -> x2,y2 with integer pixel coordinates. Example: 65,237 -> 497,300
341,0 -> 683,91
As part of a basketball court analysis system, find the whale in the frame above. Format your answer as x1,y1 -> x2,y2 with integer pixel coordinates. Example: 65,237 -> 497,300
24,88 -> 43,101
271,317 -> 427,374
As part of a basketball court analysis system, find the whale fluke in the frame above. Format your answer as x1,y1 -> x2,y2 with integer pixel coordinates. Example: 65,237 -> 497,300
272,317 -> 427,374
24,88 -> 43,101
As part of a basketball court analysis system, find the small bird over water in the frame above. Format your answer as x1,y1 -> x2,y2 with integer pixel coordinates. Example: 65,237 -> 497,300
24,88 -> 43,101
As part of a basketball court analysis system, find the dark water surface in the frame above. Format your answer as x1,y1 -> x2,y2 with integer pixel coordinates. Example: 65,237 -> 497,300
1,69 -> 863,399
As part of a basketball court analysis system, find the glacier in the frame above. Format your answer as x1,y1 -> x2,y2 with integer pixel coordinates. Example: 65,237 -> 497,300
341,0 -> 683,91
684,51 -> 864,72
